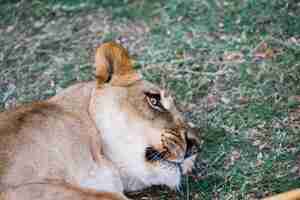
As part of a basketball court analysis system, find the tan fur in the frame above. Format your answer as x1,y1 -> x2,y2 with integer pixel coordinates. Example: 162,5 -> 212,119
0,42 -> 199,200
4,180 -> 128,200
95,42 -> 140,86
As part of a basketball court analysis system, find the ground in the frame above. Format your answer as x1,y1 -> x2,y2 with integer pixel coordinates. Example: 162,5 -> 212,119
0,0 -> 300,199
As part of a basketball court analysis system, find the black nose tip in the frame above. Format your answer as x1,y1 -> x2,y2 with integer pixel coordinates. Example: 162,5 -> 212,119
184,138 -> 198,159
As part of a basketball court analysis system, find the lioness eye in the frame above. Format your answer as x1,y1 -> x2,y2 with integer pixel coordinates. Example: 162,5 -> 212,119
145,92 -> 166,112
150,97 -> 158,105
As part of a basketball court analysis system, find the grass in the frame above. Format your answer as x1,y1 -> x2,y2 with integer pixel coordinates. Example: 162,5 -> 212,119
1,0 -> 300,199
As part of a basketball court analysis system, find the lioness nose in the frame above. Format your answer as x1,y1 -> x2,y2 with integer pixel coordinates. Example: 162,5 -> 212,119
184,127 -> 200,159
184,138 -> 199,159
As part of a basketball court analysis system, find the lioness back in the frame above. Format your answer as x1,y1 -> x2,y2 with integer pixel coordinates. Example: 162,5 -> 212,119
0,82 -> 97,191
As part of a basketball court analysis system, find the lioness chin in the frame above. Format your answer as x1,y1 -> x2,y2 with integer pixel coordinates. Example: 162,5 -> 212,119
0,42 -> 200,200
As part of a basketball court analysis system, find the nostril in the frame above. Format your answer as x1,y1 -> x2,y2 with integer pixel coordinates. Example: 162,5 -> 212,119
184,138 -> 198,159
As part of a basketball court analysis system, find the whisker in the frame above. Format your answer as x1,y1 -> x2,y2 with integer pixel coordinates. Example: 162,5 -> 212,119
145,147 -> 164,162
176,182 -> 183,193
148,152 -> 158,160
147,149 -> 164,161
151,152 -> 162,161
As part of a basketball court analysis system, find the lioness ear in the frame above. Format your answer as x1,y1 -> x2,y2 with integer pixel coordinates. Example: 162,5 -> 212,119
95,42 -> 141,87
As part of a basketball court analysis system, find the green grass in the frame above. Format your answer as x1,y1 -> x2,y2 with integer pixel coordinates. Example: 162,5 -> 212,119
1,0 -> 300,199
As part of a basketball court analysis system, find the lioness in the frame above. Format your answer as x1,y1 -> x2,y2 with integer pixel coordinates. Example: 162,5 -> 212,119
0,42 -> 199,200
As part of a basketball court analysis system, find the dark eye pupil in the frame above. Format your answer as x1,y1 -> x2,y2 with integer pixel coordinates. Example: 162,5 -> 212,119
150,98 -> 157,105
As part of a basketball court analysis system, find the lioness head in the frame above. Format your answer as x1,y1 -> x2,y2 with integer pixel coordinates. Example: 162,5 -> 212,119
89,42 -> 199,190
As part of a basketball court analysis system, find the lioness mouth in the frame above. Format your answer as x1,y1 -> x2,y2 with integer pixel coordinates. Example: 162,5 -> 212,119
145,146 -> 184,175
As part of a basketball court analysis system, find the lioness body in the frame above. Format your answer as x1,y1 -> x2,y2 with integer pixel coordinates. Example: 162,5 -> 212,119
1,82 -> 125,198
0,42 -> 199,200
